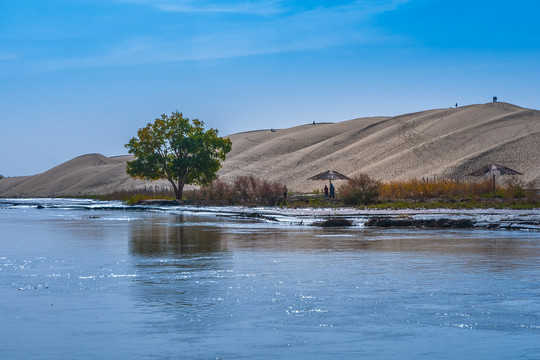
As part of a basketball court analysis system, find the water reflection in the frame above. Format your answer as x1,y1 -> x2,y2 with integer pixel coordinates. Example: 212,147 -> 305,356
129,215 -> 228,256
128,213 -> 540,273
219,227 -> 539,270
128,215 -> 234,321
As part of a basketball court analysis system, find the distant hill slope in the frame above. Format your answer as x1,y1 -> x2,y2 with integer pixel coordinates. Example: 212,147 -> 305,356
0,154 -> 171,197
1,102 -> 538,197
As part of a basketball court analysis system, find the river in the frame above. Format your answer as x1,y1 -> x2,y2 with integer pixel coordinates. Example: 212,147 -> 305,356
1,199 -> 539,359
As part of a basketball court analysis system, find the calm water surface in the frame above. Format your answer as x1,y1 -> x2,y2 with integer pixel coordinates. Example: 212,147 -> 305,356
1,201 -> 539,359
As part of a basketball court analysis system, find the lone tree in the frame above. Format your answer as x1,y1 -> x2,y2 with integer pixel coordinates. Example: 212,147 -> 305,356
125,111 -> 232,201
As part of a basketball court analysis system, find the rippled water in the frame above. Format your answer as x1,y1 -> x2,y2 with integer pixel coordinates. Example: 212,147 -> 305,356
1,200 -> 539,359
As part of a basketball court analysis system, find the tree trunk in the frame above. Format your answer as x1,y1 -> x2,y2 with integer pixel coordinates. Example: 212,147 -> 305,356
176,178 -> 185,203
167,178 -> 179,200
165,177 -> 185,203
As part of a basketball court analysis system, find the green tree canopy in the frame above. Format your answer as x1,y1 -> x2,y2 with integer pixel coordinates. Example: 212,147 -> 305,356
125,111 -> 232,201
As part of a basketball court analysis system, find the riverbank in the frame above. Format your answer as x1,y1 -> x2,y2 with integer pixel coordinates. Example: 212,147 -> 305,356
280,194 -> 540,210
2,198 -> 539,231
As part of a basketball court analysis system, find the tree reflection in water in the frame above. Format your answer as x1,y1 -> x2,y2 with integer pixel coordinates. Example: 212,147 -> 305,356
128,214 -> 234,318
129,214 -> 227,256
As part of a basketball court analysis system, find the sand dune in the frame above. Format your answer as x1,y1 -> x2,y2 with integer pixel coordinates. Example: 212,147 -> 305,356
221,102 -> 540,191
1,102 -> 538,197
0,154 -> 171,197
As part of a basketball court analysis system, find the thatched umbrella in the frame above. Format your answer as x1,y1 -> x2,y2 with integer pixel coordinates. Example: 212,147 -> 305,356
467,164 -> 523,198
308,170 -> 351,186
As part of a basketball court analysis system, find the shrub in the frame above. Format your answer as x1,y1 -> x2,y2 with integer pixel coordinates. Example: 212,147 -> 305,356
233,175 -> 285,206
100,186 -> 176,202
525,181 -> 539,204
198,179 -> 234,203
504,178 -> 526,200
199,175 -> 286,206
379,178 -> 496,200
339,174 -> 381,205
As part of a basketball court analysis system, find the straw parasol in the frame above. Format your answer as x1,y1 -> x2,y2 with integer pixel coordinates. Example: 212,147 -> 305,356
467,164 -> 523,198
308,170 -> 351,186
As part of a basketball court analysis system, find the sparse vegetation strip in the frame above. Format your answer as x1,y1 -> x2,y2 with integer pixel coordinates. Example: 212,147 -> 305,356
92,173 -> 538,209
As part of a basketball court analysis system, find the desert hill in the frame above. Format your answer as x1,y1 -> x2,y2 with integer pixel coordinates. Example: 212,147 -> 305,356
1,102 -> 538,197
221,102 -> 540,191
0,154 -> 171,197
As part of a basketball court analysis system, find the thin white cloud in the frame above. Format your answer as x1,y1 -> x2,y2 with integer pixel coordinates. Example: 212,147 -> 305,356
30,0 -> 410,71
116,0 -> 286,15
182,1 -> 406,58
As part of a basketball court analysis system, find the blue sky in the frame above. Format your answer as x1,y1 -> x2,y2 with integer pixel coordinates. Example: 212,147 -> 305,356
1,0 -> 539,176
